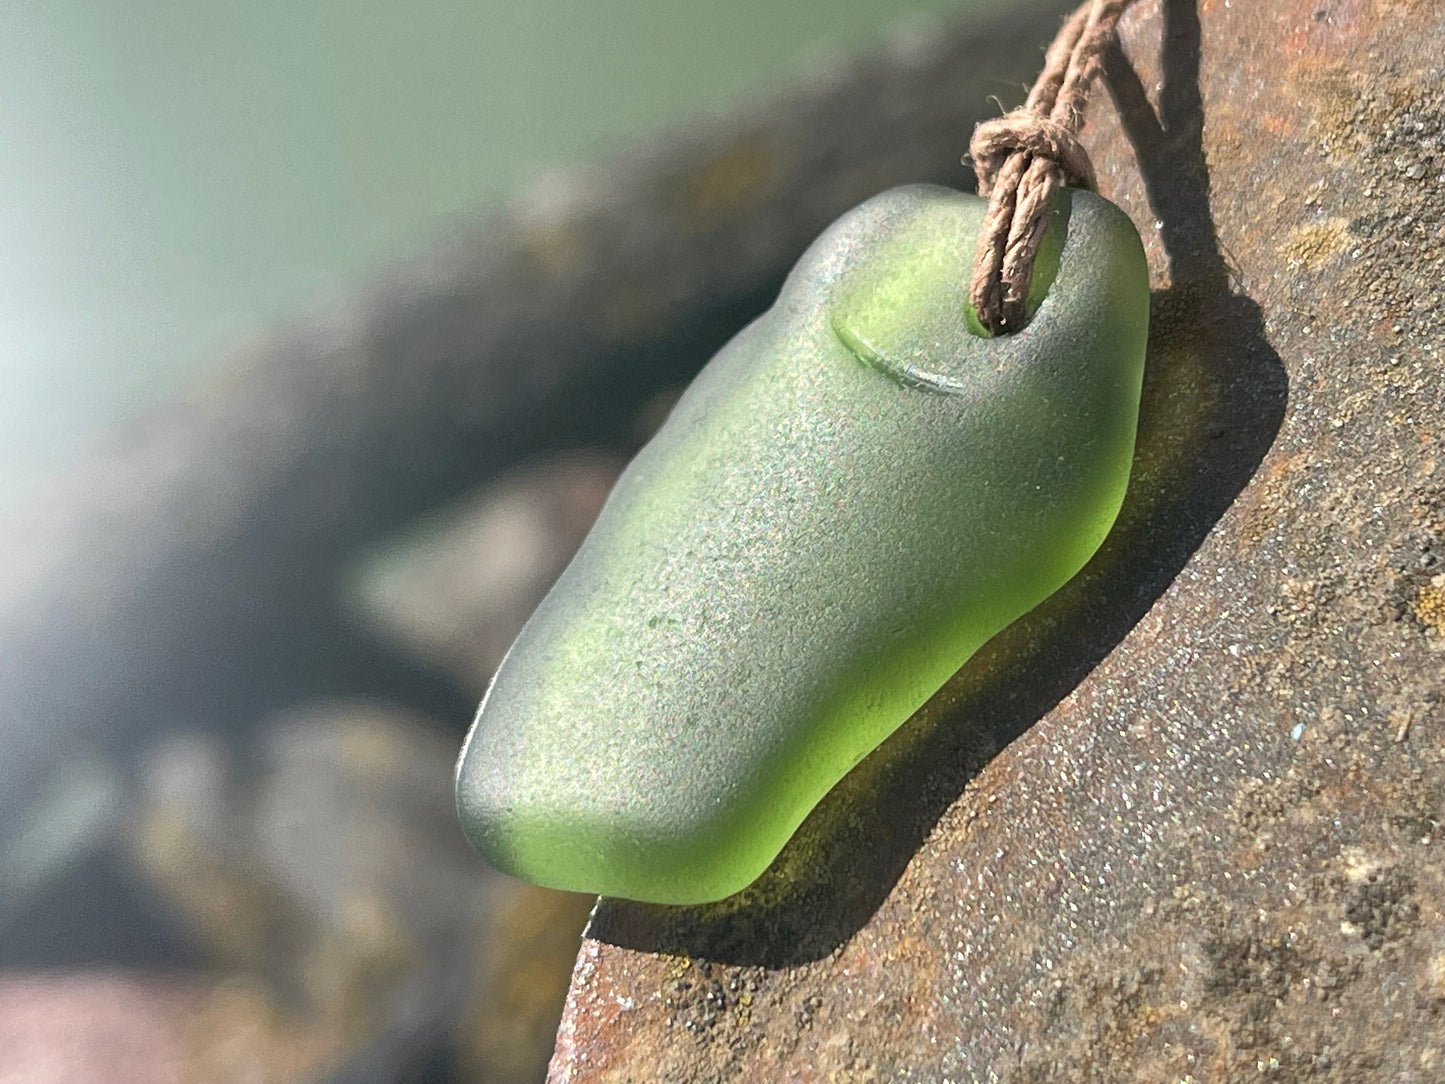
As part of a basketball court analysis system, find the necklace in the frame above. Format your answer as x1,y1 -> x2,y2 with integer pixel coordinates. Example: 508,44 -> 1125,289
457,0 -> 1147,905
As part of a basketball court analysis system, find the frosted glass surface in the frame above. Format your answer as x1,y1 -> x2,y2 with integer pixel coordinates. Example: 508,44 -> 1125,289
457,185 -> 1149,904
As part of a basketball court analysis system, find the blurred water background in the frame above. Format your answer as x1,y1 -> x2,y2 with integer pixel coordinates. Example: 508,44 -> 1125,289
0,0 -> 996,510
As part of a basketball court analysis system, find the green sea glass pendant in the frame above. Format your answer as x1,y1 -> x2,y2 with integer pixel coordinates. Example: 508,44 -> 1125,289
456,184 -> 1149,904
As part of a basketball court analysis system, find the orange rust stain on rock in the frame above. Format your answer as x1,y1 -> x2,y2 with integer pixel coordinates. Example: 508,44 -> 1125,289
1278,0 -> 1376,56
1281,217 -> 1352,270
1235,452 -> 1316,552
1285,60 -> 1365,146
1413,581 -> 1445,636
1374,0 -> 1432,14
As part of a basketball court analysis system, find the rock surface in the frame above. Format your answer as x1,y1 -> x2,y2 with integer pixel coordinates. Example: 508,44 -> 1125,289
550,0 -> 1445,1080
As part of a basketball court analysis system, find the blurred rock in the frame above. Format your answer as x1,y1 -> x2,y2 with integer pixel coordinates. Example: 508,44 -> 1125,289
458,885 -> 597,1084
129,701 -> 591,1082
0,751 -> 124,927
352,451 -> 623,695
131,732 -> 292,975
0,970 -> 353,1084
0,972 -> 191,1084
182,975 -> 343,1084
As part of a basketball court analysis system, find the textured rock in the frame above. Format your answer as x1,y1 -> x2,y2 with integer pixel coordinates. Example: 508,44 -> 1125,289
549,0 -> 1445,1080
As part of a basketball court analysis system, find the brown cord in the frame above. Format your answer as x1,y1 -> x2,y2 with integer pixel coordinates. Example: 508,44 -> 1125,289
968,0 -> 1137,335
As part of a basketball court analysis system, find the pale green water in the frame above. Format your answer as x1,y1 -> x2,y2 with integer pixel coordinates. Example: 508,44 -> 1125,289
0,0 -> 1005,507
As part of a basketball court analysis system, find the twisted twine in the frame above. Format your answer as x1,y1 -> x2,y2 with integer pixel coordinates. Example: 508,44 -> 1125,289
968,0 -> 1137,334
